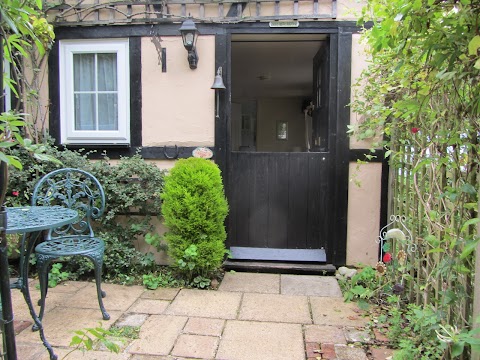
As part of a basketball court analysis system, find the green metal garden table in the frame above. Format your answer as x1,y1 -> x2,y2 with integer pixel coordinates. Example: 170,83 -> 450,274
6,206 -> 79,360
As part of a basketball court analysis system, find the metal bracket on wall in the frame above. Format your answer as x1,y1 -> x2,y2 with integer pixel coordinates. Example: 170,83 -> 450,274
163,145 -> 180,159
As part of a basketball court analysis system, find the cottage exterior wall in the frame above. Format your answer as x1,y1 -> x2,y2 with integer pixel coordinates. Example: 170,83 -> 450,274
141,35 -> 216,147
33,0 -> 383,267
347,33 -> 381,266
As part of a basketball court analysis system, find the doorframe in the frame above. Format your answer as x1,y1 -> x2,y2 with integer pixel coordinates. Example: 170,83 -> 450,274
214,22 -> 357,266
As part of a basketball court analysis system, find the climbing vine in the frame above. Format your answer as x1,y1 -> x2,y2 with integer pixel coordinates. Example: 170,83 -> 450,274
351,0 -> 479,357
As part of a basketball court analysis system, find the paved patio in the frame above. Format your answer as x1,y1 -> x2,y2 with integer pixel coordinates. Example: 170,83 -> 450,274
7,272 -> 393,359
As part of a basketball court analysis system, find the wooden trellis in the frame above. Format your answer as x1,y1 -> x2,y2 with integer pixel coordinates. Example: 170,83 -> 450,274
46,0 -> 337,26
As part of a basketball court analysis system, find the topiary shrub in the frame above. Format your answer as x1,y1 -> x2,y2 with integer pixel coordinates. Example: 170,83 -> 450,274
161,158 -> 228,281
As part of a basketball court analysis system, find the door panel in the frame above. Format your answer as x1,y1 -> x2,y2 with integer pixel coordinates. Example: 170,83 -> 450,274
228,152 -> 331,252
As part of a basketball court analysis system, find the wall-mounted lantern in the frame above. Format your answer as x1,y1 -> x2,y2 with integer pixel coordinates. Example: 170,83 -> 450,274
211,67 -> 226,119
179,19 -> 199,69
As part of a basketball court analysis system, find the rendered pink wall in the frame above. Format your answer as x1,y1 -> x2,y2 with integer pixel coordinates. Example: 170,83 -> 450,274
141,36 -> 216,147
347,33 -> 382,266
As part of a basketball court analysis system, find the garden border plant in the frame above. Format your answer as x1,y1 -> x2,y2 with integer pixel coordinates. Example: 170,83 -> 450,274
5,143 -> 166,283
161,157 -> 229,288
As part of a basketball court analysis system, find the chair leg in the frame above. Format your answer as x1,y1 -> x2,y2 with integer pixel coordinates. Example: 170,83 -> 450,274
86,253 -> 110,320
34,255 -> 53,331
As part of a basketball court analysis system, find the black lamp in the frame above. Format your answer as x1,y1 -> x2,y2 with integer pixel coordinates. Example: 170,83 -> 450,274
179,19 -> 199,69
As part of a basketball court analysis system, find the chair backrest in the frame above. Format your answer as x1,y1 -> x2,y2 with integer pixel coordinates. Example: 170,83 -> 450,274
32,168 -> 105,240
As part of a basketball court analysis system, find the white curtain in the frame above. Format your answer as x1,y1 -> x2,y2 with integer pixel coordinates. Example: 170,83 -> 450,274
73,53 -> 118,131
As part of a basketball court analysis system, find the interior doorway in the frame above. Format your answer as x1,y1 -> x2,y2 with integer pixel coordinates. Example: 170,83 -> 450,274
228,34 -> 334,262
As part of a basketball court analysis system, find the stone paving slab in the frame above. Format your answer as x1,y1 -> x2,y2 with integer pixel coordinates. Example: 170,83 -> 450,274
165,289 -> 242,319
11,288 -> 74,321
15,341 -> 50,360
16,307 -> 121,347
183,317 -> 225,336
239,293 -> 312,324
304,324 -> 347,344
52,347 -> 132,359
216,320 -> 305,360
9,274 -> 374,360
131,356 -> 192,360
281,274 -> 343,297
47,281 -> 89,293
218,272 -> 280,294
141,288 -> 180,301
127,299 -> 170,314
310,297 -> 368,327
344,327 -> 373,344
115,313 -> 149,328
68,283 -> 145,312
171,334 -> 219,358
128,314 -> 188,356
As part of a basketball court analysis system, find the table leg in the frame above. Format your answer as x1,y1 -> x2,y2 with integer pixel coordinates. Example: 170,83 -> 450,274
20,232 -> 57,360
0,208 -> 17,360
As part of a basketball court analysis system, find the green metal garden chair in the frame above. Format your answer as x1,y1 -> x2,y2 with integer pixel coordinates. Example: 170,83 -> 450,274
32,168 -> 110,324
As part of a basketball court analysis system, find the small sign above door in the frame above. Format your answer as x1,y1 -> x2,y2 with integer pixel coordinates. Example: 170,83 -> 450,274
269,20 -> 299,28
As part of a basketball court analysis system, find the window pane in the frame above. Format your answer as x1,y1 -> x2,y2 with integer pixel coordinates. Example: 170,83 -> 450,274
74,94 -> 96,130
73,54 -> 95,91
97,54 -> 117,91
98,93 -> 118,130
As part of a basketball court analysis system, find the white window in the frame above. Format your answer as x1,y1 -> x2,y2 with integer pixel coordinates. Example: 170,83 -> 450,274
59,39 -> 130,145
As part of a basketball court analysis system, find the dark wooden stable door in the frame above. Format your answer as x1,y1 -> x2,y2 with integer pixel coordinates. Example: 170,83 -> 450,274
228,43 -> 332,263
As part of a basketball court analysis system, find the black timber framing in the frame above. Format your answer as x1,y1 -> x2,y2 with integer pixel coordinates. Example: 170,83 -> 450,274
47,21 -> 385,267
48,35 -> 143,155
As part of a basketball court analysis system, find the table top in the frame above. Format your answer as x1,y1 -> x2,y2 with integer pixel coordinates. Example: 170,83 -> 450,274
6,206 -> 79,234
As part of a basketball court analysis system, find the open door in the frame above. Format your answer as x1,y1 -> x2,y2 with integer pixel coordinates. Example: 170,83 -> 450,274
227,35 -> 333,263
312,42 -> 330,152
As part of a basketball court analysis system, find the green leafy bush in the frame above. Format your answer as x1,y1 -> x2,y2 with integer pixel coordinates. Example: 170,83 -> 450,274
161,158 -> 228,281
5,143 -> 165,281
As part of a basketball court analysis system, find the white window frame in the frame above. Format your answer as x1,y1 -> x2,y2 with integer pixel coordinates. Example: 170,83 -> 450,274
59,39 -> 130,145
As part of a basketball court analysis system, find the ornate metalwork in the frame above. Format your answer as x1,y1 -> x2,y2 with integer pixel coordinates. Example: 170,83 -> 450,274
46,0 -> 338,26
6,207 -> 79,360
375,215 -> 416,291
32,168 -> 105,239
33,168 -> 110,326
376,215 -> 417,260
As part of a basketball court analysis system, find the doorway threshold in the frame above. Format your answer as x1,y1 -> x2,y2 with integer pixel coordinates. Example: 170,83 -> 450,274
230,246 -> 326,262
223,260 -> 336,275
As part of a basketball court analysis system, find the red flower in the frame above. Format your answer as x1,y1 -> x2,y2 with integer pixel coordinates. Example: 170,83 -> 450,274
411,127 -> 419,134
11,191 -> 19,197
383,252 -> 392,263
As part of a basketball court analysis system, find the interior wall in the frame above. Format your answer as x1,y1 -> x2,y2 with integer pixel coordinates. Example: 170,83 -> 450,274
256,97 -> 306,152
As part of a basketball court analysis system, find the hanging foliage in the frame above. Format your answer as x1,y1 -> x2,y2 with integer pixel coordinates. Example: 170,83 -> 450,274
351,0 -> 479,356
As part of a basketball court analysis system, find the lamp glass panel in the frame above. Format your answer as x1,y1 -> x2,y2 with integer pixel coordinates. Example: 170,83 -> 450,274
184,33 -> 194,46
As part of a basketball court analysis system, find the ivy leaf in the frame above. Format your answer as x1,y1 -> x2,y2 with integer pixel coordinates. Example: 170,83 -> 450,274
451,342 -> 465,357
468,35 -> 480,56
461,183 -> 476,195
461,218 -> 480,232
460,240 -> 479,260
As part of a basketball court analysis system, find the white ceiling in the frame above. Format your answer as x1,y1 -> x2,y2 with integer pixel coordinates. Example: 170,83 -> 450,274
232,34 -> 326,100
